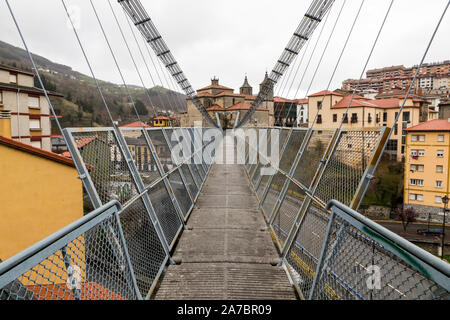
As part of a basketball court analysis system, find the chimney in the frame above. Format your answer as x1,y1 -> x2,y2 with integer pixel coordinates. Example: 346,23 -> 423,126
0,110 -> 12,138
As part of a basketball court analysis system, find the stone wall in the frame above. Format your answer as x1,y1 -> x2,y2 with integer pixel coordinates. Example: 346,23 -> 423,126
404,203 -> 446,224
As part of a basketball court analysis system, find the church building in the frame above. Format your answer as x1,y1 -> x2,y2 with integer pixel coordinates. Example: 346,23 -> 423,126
181,75 -> 275,128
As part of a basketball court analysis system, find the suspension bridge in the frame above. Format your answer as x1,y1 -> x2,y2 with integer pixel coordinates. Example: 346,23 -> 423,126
0,0 -> 449,300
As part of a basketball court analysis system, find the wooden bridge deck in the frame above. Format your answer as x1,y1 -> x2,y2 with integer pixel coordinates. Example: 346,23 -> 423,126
155,162 -> 296,300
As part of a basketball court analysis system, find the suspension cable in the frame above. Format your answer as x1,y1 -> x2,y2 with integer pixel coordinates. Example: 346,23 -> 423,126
283,0 -> 346,126
122,11 -> 171,118
60,0 -> 117,128
381,1 -> 449,155
108,0 -> 158,118
335,0 -> 394,131
307,0 -> 365,129
90,0 -> 143,124
273,3 -> 333,126
5,0 -> 70,146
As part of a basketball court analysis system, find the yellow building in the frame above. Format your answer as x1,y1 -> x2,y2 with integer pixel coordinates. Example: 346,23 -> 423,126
153,115 -> 170,127
0,65 -> 63,152
403,119 -> 450,219
308,90 -> 437,161
0,135 -> 83,260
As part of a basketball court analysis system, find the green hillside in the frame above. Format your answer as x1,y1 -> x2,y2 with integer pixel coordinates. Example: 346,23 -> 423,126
0,40 -> 187,130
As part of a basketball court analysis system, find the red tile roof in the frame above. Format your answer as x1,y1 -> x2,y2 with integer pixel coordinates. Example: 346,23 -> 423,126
308,90 -> 343,97
274,97 -> 297,103
206,104 -> 226,112
0,135 -> 75,167
331,95 -> 379,109
297,99 -> 308,104
197,84 -> 234,92
120,121 -> 151,128
154,116 -> 169,120
405,119 -> 450,132
331,96 -> 404,109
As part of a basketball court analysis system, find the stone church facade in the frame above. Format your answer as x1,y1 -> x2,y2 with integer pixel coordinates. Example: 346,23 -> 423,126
181,75 -> 275,128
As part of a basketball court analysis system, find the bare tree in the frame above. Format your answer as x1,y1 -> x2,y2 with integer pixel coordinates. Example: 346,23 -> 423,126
395,206 -> 418,232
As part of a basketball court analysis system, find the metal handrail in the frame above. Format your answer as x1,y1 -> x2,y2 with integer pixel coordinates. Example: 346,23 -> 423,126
326,200 -> 450,279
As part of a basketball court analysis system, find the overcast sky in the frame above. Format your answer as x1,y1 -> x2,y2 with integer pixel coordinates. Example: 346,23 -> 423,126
0,0 -> 449,99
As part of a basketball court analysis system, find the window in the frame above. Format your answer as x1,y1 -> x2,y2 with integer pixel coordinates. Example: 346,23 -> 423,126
410,179 -> 424,186
409,194 -> 423,201
435,196 -> 442,204
368,114 -> 372,123
28,96 -> 40,109
29,119 -> 41,130
342,114 -> 348,123
317,115 -> 322,124
437,150 -> 444,158
418,150 -> 425,157
412,135 -> 425,142
30,140 -> 42,149
402,111 -> 410,122
317,101 -> 322,110
383,112 -> 388,122
0,91 -> 2,104
410,164 -> 424,172
333,114 -> 337,123
411,150 -> 418,157
436,165 -> 444,173
351,113 -> 358,123
438,135 -> 445,142
376,114 -> 380,123
9,73 -> 17,84
436,181 -> 443,188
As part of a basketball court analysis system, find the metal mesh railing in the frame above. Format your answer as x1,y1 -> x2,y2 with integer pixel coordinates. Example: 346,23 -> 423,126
240,126 -> 449,300
310,201 -> 450,300
0,202 -> 139,300
0,126 -> 215,300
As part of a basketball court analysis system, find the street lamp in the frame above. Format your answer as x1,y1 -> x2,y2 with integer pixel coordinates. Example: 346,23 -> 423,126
440,195 -> 448,261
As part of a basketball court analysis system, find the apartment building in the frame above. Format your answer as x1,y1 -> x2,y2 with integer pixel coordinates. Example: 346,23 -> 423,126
308,90 -> 437,161
0,65 -> 63,151
404,119 -> 450,219
342,60 -> 450,94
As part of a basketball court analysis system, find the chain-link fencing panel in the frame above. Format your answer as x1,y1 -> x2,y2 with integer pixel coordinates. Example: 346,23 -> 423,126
70,130 -> 139,211
180,164 -> 199,200
145,129 -> 174,173
188,163 -> 202,188
271,180 -> 306,247
285,201 -> 330,299
120,129 -> 161,187
168,170 -> 193,218
261,171 -> 288,218
312,211 -> 450,300
252,163 -> 263,187
314,129 -> 381,206
256,175 -> 270,200
118,198 -> 168,298
292,129 -> 334,189
145,181 -> 183,248
0,206 -> 138,300
279,128 -> 290,155
278,129 -> 307,173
